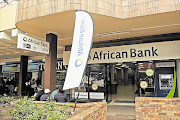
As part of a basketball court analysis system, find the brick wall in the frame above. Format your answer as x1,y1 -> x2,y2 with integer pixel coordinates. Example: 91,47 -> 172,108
136,97 -> 180,120
34,101 -> 107,120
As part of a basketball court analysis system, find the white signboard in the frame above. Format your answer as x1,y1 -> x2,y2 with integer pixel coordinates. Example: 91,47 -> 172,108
64,41 -> 180,65
90,92 -> 104,99
156,62 -> 175,68
63,11 -> 94,90
75,92 -> 88,99
17,33 -> 49,54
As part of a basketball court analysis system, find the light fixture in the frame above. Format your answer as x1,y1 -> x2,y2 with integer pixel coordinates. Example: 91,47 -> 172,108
100,30 -> 131,37
138,63 -> 144,65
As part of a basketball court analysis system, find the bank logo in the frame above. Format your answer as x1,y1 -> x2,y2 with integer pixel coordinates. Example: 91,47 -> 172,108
75,58 -> 83,67
23,37 -> 28,42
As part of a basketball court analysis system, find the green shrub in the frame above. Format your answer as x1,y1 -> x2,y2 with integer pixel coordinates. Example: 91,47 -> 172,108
11,97 -> 68,120
0,94 -> 14,106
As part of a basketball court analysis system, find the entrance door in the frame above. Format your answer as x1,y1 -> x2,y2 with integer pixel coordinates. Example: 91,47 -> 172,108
110,62 -> 138,103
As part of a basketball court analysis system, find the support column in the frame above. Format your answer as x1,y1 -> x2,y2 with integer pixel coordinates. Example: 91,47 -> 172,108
18,56 -> 28,96
44,33 -> 57,91
176,60 -> 180,97
123,68 -> 128,85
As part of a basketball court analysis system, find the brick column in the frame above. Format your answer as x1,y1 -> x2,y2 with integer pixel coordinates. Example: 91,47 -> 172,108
18,56 -> 28,96
44,33 -> 57,91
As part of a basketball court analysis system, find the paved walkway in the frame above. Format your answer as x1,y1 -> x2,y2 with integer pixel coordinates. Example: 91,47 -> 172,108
107,104 -> 136,120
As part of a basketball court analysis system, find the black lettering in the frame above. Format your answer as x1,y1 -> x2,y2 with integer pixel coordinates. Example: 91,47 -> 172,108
107,51 -> 110,59
99,51 -> 103,59
130,49 -> 136,57
116,52 -> 121,58
152,47 -> 158,56
138,50 -> 143,57
93,52 -> 99,60
111,52 -> 115,59
104,53 -> 107,59
144,50 -> 151,57
122,52 -> 128,58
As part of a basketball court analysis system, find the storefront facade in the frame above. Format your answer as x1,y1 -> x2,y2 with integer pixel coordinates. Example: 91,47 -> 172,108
63,40 -> 180,102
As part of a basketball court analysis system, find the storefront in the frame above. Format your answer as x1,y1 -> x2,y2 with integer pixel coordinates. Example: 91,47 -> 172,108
0,60 -> 67,95
63,40 -> 180,102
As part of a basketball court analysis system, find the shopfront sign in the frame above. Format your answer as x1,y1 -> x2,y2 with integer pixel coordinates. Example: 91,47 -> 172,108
17,33 -> 49,54
63,11 -> 94,90
75,92 -> 104,99
91,83 -> 98,91
64,41 -> 180,65
90,92 -> 104,99
75,92 -> 88,99
146,69 -> 154,77
2,63 -> 39,73
156,62 -> 175,68
140,81 -> 148,89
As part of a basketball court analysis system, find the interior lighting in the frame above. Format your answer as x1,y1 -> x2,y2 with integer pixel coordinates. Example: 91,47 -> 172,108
100,30 -> 131,37
138,63 -> 144,65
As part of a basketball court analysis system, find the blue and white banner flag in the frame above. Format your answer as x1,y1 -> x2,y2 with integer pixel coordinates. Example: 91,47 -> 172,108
63,11 -> 94,90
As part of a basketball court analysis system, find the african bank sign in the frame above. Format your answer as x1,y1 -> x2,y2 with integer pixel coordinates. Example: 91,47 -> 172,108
63,40 -> 180,65
17,34 -> 49,54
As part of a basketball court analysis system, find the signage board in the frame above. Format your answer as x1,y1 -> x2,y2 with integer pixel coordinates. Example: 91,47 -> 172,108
75,92 -> 88,99
2,63 -> 39,72
91,83 -> 98,91
63,11 -> 94,90
146,69 -> 154,77
156,62 -> 175,68
90,92 -> 104,99
17,33 -> 49,54
140,81 -> 148,89
63,41 -> 180,65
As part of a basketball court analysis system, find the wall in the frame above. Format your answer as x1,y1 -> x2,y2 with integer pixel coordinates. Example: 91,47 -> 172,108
34,101 -> 107,120
136,97 -> 180,119
176,59 -> 180,97
0,4 -> 16,31
17,0 -> 180,22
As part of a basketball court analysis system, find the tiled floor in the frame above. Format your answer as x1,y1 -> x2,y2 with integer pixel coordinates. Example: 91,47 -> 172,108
112,84 -> 138,102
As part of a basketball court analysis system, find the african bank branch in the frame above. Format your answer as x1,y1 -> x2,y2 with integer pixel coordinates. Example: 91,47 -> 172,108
63,40 -> 180,102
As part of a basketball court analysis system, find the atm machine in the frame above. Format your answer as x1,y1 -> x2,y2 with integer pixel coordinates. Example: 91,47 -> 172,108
155,62 -> 178,97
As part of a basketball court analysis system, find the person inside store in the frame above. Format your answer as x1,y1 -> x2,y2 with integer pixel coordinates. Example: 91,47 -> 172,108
40,88 -> 51,101
35,85 -> 44,101
0,76 -> 3,95
54,86 -> 67,103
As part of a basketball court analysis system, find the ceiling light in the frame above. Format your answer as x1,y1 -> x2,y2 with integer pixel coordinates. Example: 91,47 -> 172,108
138,63 -> 144,65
